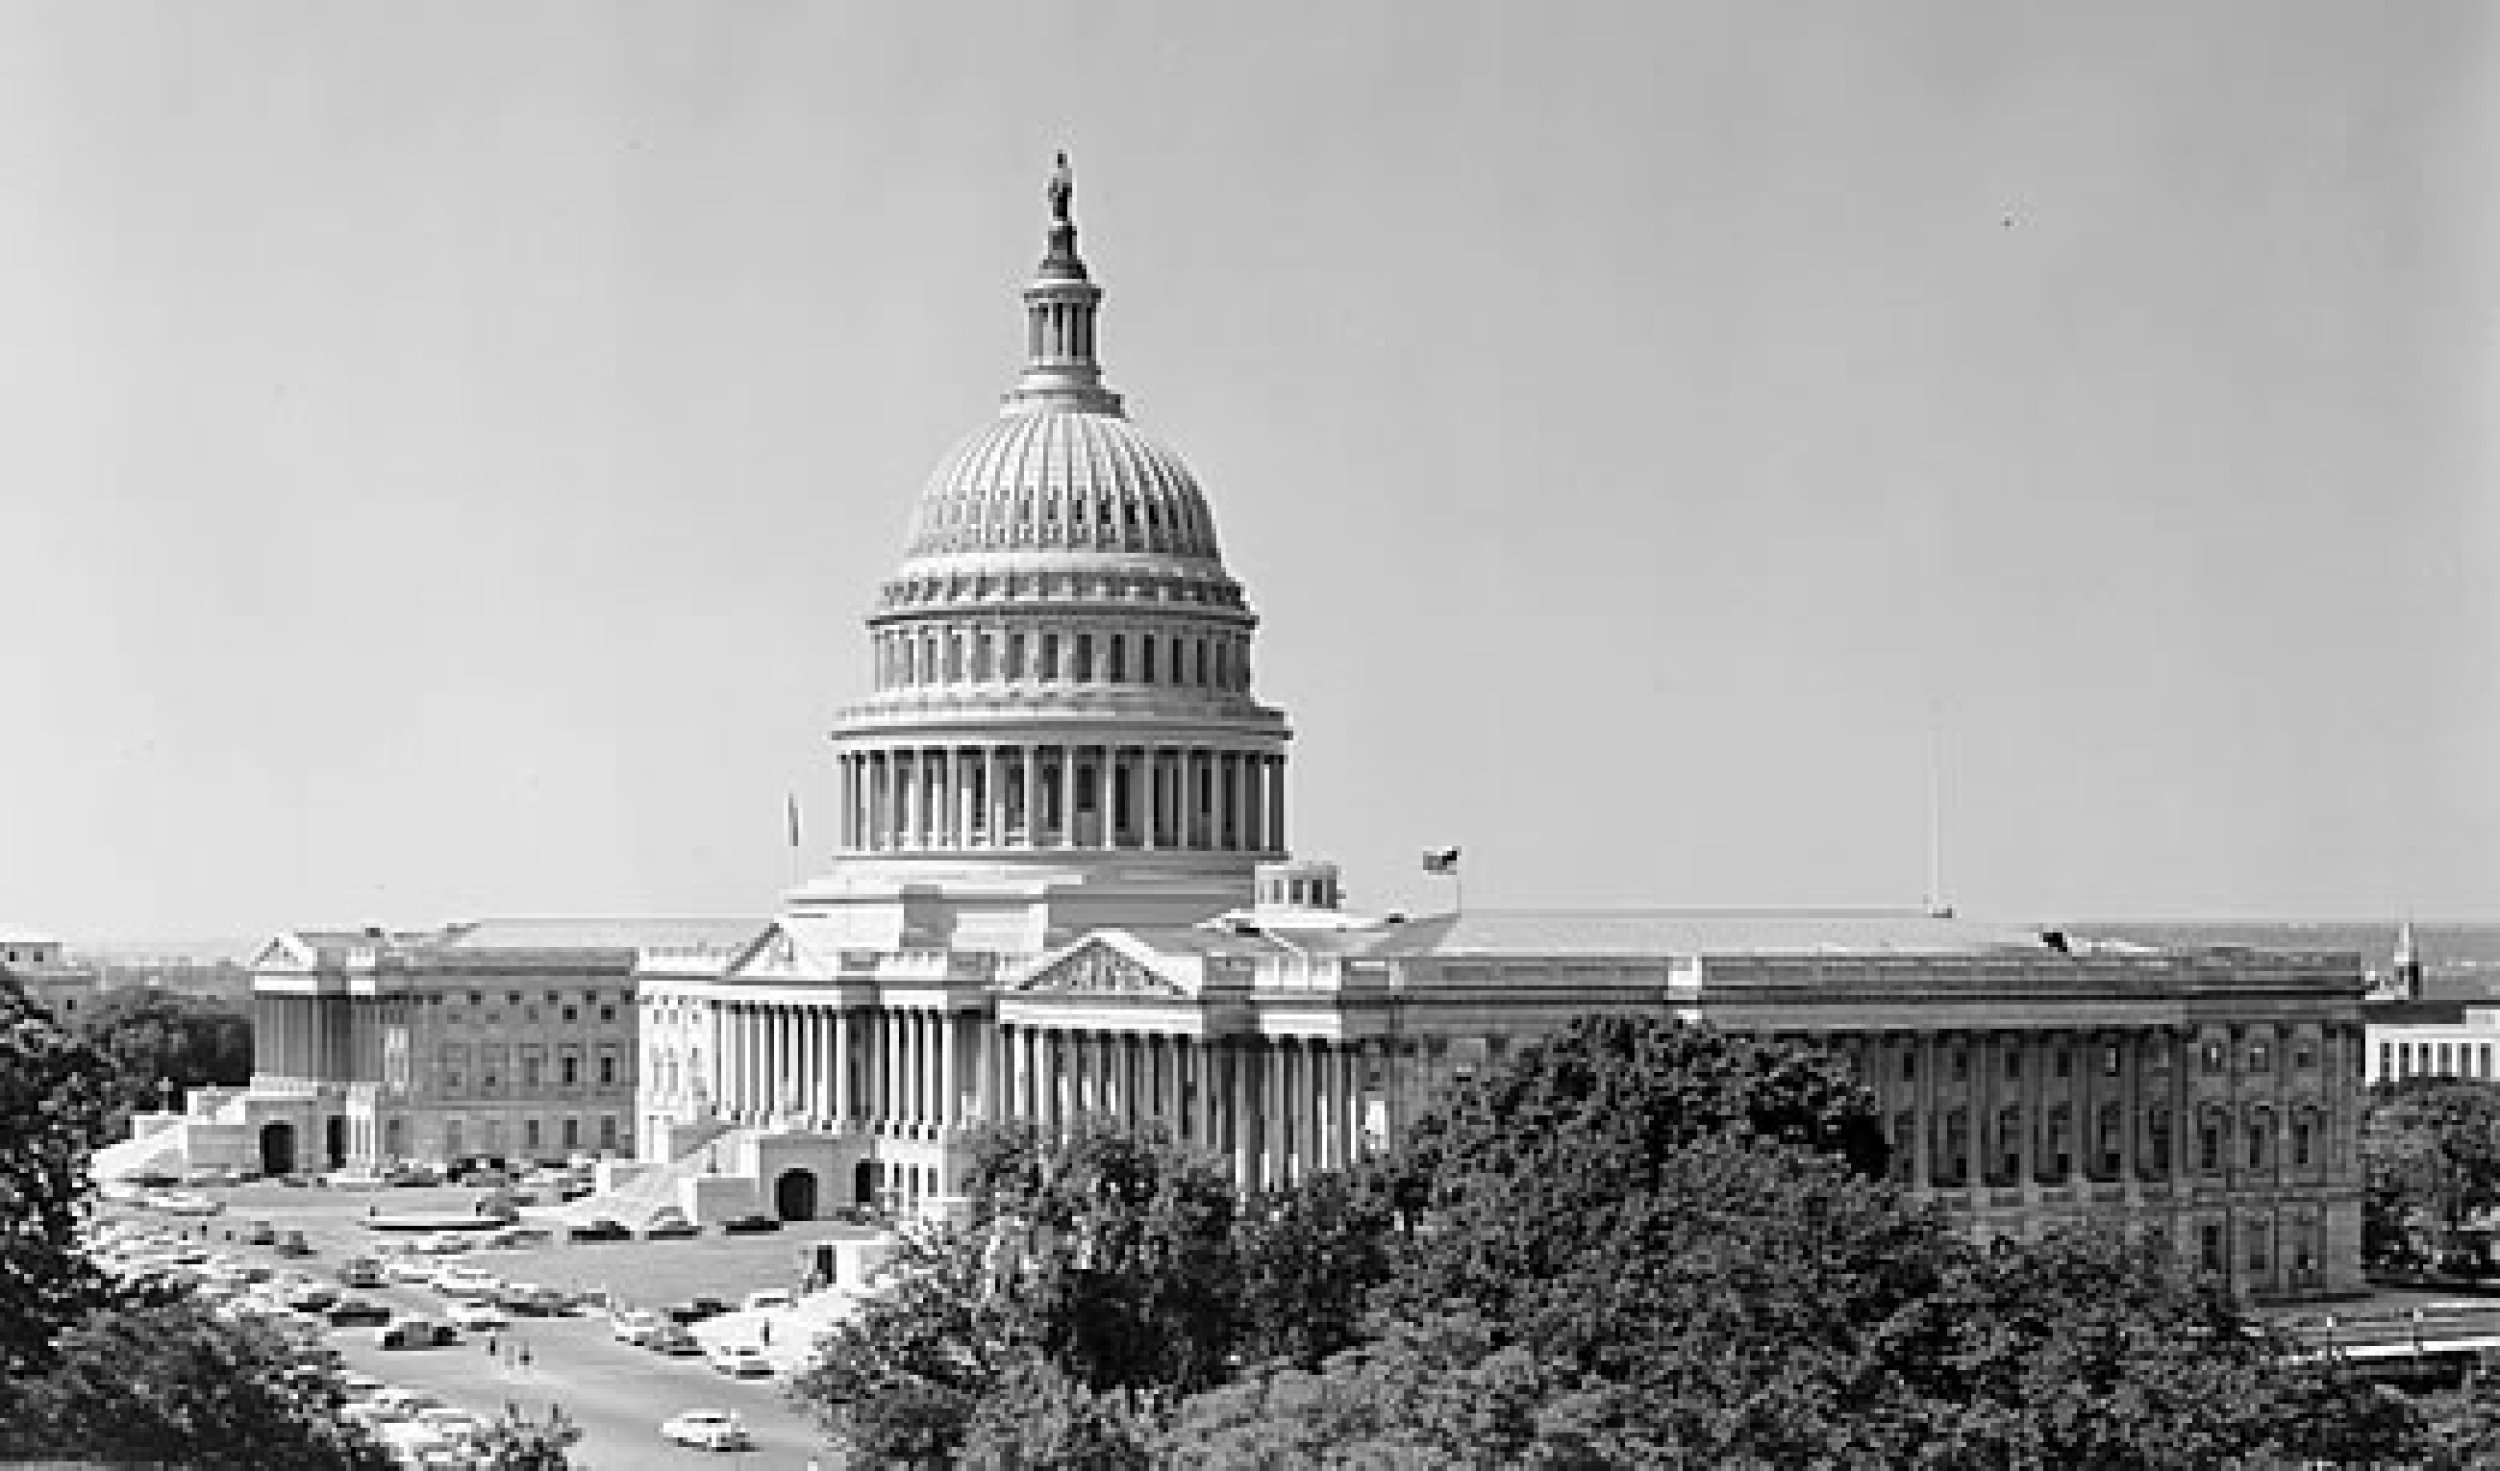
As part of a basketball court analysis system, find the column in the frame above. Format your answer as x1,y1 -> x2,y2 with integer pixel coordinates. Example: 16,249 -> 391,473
832,1011 -> 852,1129
1230,1041 -> 1256,1191
890,1015 -> 910,1130
940,1011 -> 960,1130
1270,755 -> 1287,853
1020,746 -> 1038,847
986,747 -> 1004,848
1245,757 -> 1265,854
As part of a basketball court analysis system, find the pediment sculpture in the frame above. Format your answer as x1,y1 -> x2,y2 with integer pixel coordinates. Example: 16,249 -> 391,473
1022,942 -> 1178,997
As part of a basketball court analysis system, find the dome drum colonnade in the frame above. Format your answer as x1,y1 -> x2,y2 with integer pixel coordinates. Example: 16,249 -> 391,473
827,154 -> 1289,866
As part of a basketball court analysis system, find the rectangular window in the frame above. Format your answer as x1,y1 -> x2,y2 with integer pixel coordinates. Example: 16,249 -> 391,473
2248,1043 -> 2271,1073
2053,1048 -> 2071,1080
523,1054 -> 543,1089
598,1050 -> 619,1087
562,1118 -> 580,1150
561,1056 -> 579,1087
2202,1042 -> 2226,1075
561,1006 -> 578,1024
2201,1223 -> 2225,1274
2200,1119 -> 2222,1174
2005,1048 -> 2022,1081
1951,1049 -> 1968,1082
598,1116 -> 618,1150
2102,1045 -> 2122,1077
1901,1050 -> 1917,1082
523,1118 -> 541,1151
600,1005 -> 616,1024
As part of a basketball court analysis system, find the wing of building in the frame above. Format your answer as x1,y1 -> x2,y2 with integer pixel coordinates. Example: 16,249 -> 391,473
193,164 -> 2371,1300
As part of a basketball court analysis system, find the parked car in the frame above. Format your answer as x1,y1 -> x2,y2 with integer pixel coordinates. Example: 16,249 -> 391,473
445,1300 -> 508,1333
327,1297 -> 393,1327
648,1323 -> 704,1356
383,1161 -> 440,1187
383,1256 -> 438,1284
377,1315 -> 458,1349
660,1410 -> 753,1452
708,1343 -> 775,1379
720,1212 -> 782,1235
273,1229 -> 314,1257
153,1191 -> 222,1217
742,1288 -> 794,1314
283,1281 -> 340,1313
570,1218 -> 631,1244
640,1211 -> 699,1241
610,1309 -> 664,1346
497,1283 -> 569,1316
337,1257 -> 386,1289
431,1266 -> 502,1299
240,1220 -> 277,1246
665,1297 -> 730,1326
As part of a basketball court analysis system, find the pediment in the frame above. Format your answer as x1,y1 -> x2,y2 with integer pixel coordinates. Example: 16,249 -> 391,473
1011,936 -> 1185,998
250,934 -> 316,972
724,923 -> 831,982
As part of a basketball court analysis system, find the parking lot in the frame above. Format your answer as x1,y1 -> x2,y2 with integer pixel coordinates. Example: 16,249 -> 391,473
95,1181 -> 872,1467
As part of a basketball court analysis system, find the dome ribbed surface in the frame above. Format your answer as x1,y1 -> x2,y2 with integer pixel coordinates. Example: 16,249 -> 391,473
905,409 -> 1221,562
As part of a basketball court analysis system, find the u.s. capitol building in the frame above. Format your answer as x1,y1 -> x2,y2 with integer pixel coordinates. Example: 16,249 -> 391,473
214,164 -> 2367,1299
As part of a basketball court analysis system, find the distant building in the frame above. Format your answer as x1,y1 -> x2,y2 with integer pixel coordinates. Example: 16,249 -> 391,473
0,927 -> 62,967
2364,921 -> 2500,1086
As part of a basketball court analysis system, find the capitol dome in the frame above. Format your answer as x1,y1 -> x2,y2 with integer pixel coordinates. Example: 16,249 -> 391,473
823,157 -> 1291,893
905,409 -> 1223,564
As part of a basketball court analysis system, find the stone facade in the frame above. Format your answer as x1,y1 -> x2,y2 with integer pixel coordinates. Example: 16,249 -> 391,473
238,919 -> 750,1174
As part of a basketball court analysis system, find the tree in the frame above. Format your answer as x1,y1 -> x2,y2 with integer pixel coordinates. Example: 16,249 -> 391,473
469,1403 -> 585,1470
4,1298 -> 394,1470
1378,1015 -> 1889,1330
1893,1226 -> 2419,1468
0,970 -> 118,1380
793,1119 -> 1241,1467
74,986 -> 256,1141
1232,1158 -> 1406,1370
2362,1077 -> 2500,1272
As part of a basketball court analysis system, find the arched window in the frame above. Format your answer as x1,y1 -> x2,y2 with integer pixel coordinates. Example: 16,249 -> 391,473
2199,1109 -> 2225,1174
2145,1105 -> 2172,1176
2293,1109 -> 2318,1170
2095,1101 -> 2125,1179
2246,1107 -> 2273,1172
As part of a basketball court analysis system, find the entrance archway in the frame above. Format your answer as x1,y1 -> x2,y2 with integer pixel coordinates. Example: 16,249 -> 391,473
852,1160 -> 878,1207
259,1122 -> 296,1177
323,1117 -> 348,1169
775,1168 -> 820,1222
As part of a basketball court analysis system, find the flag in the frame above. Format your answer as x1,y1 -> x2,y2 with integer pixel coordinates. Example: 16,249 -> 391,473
1422,845 -> 1461,874
786,792 -> 802,850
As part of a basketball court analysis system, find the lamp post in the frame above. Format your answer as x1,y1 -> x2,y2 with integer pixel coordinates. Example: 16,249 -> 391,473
156,1076 -> 176,1114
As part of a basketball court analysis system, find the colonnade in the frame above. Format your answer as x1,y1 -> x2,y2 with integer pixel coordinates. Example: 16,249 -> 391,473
992,1025 -> 1376,1192
678,999 -> 982,1138
1828,1023 -> 2361,1199
254,994 -> 379,1083
836,743 -> 1285,855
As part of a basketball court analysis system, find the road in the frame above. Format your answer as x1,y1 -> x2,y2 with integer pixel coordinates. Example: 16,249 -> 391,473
329,1276 -> 837,1469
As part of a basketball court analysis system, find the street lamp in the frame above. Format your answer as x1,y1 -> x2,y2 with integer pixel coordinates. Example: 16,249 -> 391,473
156,1076 -> 176,1113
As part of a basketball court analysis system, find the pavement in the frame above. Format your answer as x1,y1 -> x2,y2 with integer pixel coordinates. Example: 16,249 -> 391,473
99,1182 -> 865,1469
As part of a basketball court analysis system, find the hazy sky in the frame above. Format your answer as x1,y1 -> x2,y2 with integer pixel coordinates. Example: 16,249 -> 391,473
3,1 -> 2493,943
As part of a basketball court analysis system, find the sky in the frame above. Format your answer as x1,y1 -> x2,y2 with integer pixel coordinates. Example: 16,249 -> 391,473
1,1 -> 2494,944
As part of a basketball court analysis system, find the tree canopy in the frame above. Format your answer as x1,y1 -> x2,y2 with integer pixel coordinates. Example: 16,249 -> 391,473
2362,1075 -> 2500,1273
0,970 -> 118,1379
794,1015 -> 2426,1469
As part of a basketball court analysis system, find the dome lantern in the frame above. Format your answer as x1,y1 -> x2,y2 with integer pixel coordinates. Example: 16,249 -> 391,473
1003,152 -> 1123,417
